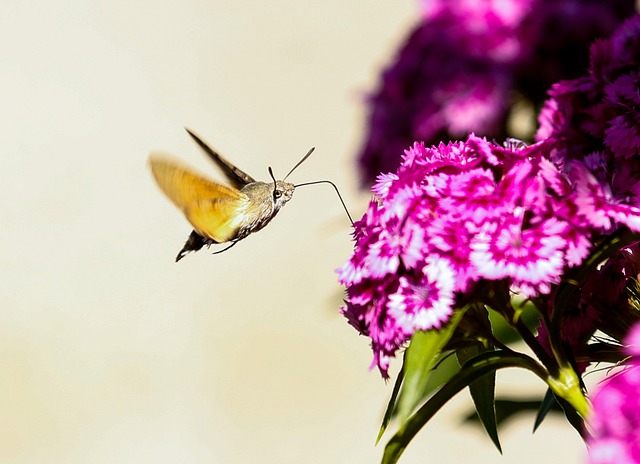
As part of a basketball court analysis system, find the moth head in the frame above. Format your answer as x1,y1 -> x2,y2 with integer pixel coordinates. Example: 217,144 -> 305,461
273,180 -> 295,207
268,167 -> 295,208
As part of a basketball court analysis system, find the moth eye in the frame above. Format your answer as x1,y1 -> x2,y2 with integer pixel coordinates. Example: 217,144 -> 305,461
274,189 -> 282,199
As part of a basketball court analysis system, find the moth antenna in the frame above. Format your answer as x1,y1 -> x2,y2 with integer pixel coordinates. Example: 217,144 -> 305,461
283,147 -> 315,181
295,179 -> 354,226
268,166 -> 278,199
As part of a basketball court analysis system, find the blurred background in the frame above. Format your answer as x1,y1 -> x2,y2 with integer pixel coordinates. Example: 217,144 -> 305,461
0,1 -> 585,462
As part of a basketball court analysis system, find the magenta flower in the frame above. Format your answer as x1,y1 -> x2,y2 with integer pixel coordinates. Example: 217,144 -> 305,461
595,245 -> 640,342
587,323 -> 640,464
535,244 -> 640,374
525,17 -> 640,376
339,133 -> 640,377
536,15 -> 640,226
515,0 -> 637,101
357,0 -> 636,185
345,14 -> 640,461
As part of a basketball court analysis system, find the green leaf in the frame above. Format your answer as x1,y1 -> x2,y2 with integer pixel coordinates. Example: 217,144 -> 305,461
421,353 -> 460,396
553,392 -> 586,438
462,397 -> 562,428
533,388 -> 556,432
486,302 -> 539,346
377,358 -> 405,444
378,350 -> 461,443
457,344 -> 501,453
382,351 -> 547,464
396,309 -> 467,422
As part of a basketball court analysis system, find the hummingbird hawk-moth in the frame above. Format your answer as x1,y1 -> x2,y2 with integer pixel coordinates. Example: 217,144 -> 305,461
149,129 -> 351,261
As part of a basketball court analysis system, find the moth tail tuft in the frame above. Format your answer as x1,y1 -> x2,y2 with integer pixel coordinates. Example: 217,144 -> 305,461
175,230 -> 212,262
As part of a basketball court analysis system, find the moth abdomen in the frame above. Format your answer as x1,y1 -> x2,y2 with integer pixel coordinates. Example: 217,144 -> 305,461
176,231 -> 217,262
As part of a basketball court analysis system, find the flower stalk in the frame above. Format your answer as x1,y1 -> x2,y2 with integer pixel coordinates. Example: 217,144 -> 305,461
546,362 -> 590,419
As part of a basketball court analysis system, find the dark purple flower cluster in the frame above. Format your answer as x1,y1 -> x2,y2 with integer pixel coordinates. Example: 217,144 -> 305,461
535,244 -> 640,374
559,244 -> 640,347
338,134 -> 640,377
534,15 -> 640,350
537,15 -> 640,204
357,0 -> 636,185
531,16 -> 640,359
515,0 -> 637,102
587,322 -> 640,463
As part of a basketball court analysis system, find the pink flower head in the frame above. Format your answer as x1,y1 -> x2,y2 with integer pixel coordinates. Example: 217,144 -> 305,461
358,0 -> 635,185
340,133 -> 640,376
536,16 -> 640,214
587,322 -> 640,463
626,324 -> 640,357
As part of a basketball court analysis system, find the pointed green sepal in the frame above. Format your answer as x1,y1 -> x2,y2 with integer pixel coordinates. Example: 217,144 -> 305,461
533,388 -> 556,432
457,344 -> 501,453
377,359 -> 405,444
395,309 -> 467,422
381,351 -> 547,464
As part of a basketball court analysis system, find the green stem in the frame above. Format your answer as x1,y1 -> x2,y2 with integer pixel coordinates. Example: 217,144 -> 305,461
482,282 -> 589,418
513,317 -> 558,376
483,282 -> 559,375
546,362 -> 590,419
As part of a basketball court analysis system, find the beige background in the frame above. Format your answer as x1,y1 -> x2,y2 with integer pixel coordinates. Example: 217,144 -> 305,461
1,1 -> 584,462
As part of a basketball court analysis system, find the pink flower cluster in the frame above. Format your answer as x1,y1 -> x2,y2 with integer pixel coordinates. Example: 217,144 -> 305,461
543,244 -> 640,357
357,0 -> 636,184
587,323 -> 640,463
537,16 -> 640,201
338,135 -> 640,377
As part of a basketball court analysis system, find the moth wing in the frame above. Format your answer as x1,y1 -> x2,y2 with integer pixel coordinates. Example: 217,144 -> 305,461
185,197 -> 249,243
148,153 -> 249,242
184,128 -> 256,188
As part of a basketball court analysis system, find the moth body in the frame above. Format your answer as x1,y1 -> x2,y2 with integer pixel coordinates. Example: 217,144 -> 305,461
235,180 -> 295,239
149,129 -> 300,261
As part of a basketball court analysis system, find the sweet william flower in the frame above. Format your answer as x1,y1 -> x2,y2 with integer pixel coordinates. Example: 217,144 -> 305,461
536,16 -> 640,209
358,0 -> 636,185
535,244 -> 640,376
587,322 -> 640,463
356,8 -> 519,184
387,257 -> 456,333
515,0 -> 637,101
339,134 -> 640,376
344,13 -> 640,462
